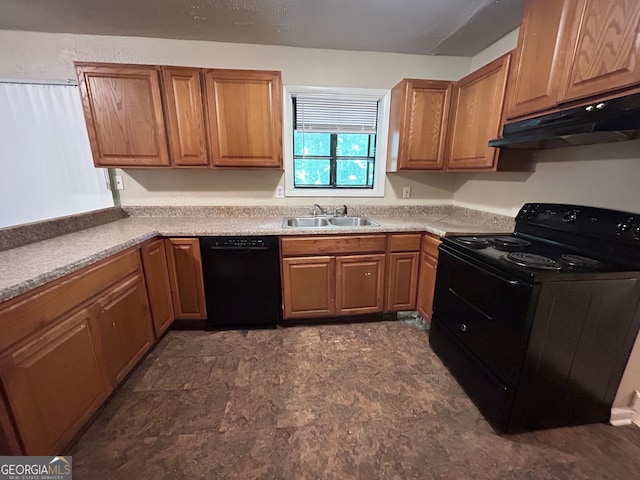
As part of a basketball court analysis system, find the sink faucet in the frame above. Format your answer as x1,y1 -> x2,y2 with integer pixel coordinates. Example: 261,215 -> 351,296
311,204 -> 327,216
333,205 -> 348,217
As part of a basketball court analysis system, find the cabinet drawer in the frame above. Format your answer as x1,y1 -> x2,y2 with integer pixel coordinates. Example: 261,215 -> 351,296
422,234 -> 441,258
0,249 -> 140,353
281,235 -> 387,256
389,234 -> 421,252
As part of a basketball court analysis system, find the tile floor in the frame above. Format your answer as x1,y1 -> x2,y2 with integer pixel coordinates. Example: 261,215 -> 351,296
70,321 -> 640,479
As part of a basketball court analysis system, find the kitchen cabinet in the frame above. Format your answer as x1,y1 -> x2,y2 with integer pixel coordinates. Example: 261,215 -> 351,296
446,53 -> 512,171
92,274 -> 155,386
204,69 -> 283,168
561,0 -> 640,103
162,67 -> 209,167
386,234 -> 421,311
165,238 -> 207,320
140,239 -> 175,336
0,247 -> 156,455
280,235 -> 387,320
0,309 -> 108,455
75,63 -> 170,167
417,234 -> 441,321
386,79 -> 453,171
506,0 -> 640,120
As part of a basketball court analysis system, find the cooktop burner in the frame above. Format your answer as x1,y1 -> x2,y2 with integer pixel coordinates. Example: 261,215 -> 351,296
489,236 -> 532,251
560,254 -> 601,269
503,252 -> 562,270
456,236 -> 490,248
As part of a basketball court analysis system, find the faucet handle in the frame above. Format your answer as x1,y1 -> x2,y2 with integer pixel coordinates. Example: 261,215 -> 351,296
333,205 -> 348,216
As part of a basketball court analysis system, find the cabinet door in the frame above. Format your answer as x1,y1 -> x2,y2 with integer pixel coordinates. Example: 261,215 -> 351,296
140,239 -> 174,337
386,252 -> 419,311
387,79 -> 453,171
0,309 -> 108,455
282,256 -> 335,319
165,238 -> 207,319
162,67 -> 209,167
75,63 -> 170,167
446,53 -> 511,171
93,274 -> 155,385
561,0 -> 640,103
204,69 -> 283,168
417,235 -> 440,321
506,0 -> 576,119
336,254 -> 385,315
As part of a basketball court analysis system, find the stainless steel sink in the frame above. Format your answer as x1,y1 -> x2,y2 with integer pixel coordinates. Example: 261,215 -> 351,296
283,217 -> 331,228
328,216 -> 378,227
282,216 -> 378,228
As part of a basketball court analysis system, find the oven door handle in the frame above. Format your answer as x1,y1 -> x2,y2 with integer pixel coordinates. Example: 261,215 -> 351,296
448,288 -> 494,322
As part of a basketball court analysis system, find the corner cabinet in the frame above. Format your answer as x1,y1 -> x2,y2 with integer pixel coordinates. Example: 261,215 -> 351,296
417,234 -> 441,321
75,63 -> 170,167
204,69 -> 283,168
280,235 -> 387,320
165,238 -> 207,320
445,53 -> 512,171
386,79 -> 453,171
140,239 -> 175,336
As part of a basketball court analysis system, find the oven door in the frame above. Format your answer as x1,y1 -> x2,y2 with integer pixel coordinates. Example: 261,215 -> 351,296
432,246 -> 535,386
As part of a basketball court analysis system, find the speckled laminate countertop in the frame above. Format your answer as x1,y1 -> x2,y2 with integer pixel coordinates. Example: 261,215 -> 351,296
0,209 -> 513,303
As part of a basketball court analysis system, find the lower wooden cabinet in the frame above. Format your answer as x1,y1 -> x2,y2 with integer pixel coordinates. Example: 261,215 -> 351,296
140,239 -> 175,336
0,309 -> 109,455
92,274 -> 155,386
280,235 -> 387,320
417,234 -> 441,321
386,234 -> 422,311
165,238 -> 207,319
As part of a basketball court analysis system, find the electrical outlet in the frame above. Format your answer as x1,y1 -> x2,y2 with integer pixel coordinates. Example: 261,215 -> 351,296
275,186 -> 284,198
114,175 -> 124,190
402,186 -> 411,198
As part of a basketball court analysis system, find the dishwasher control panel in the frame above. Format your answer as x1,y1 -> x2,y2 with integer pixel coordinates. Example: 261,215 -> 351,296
202,236 -> 279,250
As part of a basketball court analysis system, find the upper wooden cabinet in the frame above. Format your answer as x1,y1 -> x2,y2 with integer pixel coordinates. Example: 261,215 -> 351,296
162,67 -> 209,167
75,63 -> 283,169
387,79 -> 453,171
446,53 -> 512,171
506,0 -> 640,120
204,69 -> 283,168
561,0 -> 640,103
75,63 -> 170,167
506,0 -> 575,119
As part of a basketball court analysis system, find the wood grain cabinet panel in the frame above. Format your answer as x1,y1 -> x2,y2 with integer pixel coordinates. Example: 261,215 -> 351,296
165,238 -> 207,319
336,254 -> 385,315
387,252 -> 420,311
0,309 -> 109,455
75,63 -> 170,167
561,0 -> 640,103
506,0 -> 576,119
162,67 -> 209,167
92,274 -> 155,386
140,239 -> 175,337
204,69 -> 283,168
417,234 -> 441,321
446,53 -> 511,171
387,79 -> 453,171
281,256 -> 335,319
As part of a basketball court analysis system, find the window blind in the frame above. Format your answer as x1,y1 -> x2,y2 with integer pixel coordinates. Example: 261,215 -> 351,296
294,94 -> 379,134
0,82 -> 114,228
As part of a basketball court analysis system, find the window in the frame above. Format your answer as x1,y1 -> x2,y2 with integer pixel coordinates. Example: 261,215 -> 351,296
283,86 -> 390,197
0,82 -> 114,228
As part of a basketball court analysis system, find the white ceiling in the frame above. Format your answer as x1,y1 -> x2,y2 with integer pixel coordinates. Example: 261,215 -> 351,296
0,0 -> 525,56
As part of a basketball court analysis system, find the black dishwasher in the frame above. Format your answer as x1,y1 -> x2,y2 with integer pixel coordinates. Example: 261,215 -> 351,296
200,236 -> 282,329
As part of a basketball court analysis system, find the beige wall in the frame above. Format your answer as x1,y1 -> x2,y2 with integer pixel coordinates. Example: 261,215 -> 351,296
0,29 -> 468,206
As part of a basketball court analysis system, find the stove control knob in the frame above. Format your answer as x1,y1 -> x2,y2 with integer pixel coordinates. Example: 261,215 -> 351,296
617,222 -> 631,233
460,324 -> 467,332
634,226 -> 640,239
562,210 -> 579,223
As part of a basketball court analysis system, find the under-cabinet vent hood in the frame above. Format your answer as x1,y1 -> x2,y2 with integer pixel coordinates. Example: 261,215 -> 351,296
489,91 -> 640,149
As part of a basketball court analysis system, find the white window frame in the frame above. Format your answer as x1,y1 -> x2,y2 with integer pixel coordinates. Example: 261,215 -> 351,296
283,85 -> 390,198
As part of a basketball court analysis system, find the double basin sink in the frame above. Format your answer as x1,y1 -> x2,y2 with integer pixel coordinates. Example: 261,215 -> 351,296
283,216 -> 379,228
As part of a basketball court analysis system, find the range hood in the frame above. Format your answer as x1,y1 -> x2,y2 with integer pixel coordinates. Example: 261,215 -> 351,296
489,91 -> 640,149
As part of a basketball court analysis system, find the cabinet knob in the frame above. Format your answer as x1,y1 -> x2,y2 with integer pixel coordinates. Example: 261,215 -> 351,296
112,322 -> 116,327
585,105 -> 595,112
460,324 -> 467,332
596,102 -> 606,110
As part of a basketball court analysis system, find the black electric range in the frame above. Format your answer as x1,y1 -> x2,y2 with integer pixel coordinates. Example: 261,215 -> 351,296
429,203 -> 640,433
